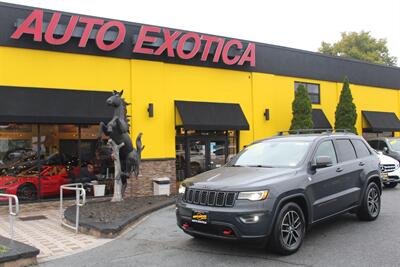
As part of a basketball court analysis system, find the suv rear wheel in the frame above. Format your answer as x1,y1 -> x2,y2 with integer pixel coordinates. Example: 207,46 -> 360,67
269,202 -> 306,255
357,182 -> 381,221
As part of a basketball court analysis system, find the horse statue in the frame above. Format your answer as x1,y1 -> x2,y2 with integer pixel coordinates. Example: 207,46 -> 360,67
98,90 -> 144,200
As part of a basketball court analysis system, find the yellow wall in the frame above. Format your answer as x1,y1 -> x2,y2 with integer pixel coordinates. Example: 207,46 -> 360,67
1,46 -> 400,159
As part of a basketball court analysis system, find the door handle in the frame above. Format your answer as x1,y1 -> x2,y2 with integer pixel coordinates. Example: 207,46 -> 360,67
359,162 -> 365,166
336,167 -> 343,172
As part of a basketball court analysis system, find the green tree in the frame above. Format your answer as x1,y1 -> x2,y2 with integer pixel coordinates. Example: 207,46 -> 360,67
335,77 -> 357,134
319,31 -> 397,66
290,84 -> 313,131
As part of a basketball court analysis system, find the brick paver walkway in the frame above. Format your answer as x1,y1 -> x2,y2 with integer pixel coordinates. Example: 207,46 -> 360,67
0,200 -> 112,262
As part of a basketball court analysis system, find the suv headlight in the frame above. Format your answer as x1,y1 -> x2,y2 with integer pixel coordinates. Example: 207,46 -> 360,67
178,184 -> 186,194
395,162 -> 400,171
237,191 -> 269,201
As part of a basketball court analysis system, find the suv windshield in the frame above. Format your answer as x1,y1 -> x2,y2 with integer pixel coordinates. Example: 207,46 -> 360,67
388,138 -> 400,151
229,140 -> 312,168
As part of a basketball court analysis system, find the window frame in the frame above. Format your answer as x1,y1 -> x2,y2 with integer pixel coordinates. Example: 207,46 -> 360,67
294,81 -> 321,104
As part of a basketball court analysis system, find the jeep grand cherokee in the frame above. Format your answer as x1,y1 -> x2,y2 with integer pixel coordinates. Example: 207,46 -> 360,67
176,132 -> 382,255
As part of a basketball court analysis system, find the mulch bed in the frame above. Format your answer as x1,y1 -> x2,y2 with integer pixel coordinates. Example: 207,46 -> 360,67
64,195 -> 177,237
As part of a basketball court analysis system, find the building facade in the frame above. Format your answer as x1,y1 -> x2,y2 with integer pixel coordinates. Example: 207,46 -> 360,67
1,2 -> 400,199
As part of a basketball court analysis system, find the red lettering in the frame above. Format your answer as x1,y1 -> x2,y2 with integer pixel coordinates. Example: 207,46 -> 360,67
133,26 -> 161,55
222,39 -> 243,65
96,21 -> 126,51
78,17 -> 104,47
154,29 -> 181,57
200,35 -> 219,61
238,43 -> 256,66
44,12 -> 78,45
213,38 -> 225,63
177,33 -> 201,60
11,9 -> 43,41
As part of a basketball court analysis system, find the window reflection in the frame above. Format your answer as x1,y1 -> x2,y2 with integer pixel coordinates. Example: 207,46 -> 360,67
0,123 -> 113,201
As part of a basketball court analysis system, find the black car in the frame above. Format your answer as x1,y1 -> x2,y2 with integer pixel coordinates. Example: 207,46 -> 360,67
176,131 -> 382,255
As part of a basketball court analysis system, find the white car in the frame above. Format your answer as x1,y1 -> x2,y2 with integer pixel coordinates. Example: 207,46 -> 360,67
376,151 -> 400,188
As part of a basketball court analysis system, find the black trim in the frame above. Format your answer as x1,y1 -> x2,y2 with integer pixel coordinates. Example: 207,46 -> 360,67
0,86 -> 113,124
362,111 -> 400,132
312,109 -> 332,129
1,2 -> 400,89
175,101 -> 249,131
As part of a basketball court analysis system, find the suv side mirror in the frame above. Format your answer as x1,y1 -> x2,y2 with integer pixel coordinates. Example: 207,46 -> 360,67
311,156 -> 333,170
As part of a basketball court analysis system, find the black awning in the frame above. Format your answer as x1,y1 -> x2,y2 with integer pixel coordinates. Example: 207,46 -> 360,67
175,101 -> 249,131
362,111 -> 400,132
312,109 -> 332,129
0,86 -> 113,124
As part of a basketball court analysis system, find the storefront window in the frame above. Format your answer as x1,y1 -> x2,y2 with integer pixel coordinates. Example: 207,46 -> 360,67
0,123 -> 113,202
175,130 -> 239,180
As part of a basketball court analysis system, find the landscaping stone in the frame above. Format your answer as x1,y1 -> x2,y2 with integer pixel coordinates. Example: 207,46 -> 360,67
64,195 -> 177,238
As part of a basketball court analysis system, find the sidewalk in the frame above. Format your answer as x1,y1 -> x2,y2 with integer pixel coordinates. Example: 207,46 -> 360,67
0,200 -> 112,262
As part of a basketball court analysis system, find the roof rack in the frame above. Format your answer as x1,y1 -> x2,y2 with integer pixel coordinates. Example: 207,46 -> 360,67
277,129 -> 353,136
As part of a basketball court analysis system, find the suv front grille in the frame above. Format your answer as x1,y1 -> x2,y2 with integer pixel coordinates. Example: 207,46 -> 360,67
381,164 -> 396,173
183,188 -> 236,207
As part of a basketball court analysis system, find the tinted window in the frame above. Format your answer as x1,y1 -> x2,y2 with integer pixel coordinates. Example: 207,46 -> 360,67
377,141 -> 388,150
335,139 -> 357,162
367,140 -> 378,149
294,82 -> 320,104
351,139 -> 371,158
314,141 -> 337,165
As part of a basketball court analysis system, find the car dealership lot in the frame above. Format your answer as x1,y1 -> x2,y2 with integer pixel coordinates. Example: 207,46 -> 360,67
41,188 -> 400,267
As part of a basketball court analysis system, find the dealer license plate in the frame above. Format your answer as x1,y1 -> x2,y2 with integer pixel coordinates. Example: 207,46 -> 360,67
192,211 -> 208,224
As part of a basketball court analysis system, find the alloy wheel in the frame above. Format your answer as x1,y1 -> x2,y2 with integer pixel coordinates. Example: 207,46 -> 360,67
281,210 -> 302,248
367,187 -> 380,217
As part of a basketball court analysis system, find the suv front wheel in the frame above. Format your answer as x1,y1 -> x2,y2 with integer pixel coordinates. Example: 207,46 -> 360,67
357,182 -> 381,221
269,202 -> 306,255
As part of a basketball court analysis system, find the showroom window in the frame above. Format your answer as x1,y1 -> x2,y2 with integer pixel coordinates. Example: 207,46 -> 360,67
0,123 -> 113,202
295,82 -> 321,104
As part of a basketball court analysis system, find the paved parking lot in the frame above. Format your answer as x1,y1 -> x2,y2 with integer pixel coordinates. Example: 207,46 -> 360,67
41,187 -> 400,267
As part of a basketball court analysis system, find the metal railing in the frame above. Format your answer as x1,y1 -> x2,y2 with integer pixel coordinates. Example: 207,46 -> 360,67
0,194 -> 19,241
60,183 -> 86,233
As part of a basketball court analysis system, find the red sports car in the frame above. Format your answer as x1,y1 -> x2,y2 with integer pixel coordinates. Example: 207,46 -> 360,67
0,165 -> 72,201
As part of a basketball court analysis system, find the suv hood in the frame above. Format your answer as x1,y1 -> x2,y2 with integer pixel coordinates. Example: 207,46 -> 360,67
183,166 -> 296,191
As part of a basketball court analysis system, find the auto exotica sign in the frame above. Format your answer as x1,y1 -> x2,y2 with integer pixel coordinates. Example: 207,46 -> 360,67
11,9 -> 256,66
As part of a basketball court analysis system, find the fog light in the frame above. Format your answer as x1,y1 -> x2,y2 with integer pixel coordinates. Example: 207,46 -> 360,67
239,214 -> 261,224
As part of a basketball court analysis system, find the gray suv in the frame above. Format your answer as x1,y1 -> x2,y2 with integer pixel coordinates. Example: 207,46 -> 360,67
176,132 -> 382,255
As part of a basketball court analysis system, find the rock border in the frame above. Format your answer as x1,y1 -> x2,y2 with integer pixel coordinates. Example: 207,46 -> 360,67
64,197 -> 176,238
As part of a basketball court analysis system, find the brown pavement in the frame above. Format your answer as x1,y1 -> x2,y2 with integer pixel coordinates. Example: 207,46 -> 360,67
0,199 -> 112,262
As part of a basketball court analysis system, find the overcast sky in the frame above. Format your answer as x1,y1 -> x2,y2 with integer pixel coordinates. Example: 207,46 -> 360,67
4,0 -> 400,65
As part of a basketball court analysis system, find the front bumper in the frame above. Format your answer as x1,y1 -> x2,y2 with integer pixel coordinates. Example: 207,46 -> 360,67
176,200 -> 274,243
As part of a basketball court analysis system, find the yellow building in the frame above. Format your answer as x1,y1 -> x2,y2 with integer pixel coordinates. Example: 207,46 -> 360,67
1,3 -> 400,198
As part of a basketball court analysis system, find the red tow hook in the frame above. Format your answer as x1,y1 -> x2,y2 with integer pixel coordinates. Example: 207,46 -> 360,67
223,229 -> 233,235
182,223 -> 190,229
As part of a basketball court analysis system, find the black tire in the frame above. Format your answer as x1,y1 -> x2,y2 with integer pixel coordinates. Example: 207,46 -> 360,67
269,202 -> 306,255
357,182 -> 381,221
384,182 -> 398,188
17,183 -> 37,201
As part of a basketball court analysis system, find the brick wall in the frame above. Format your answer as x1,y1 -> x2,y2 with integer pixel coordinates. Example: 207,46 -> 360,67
125,159 -> 177,198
